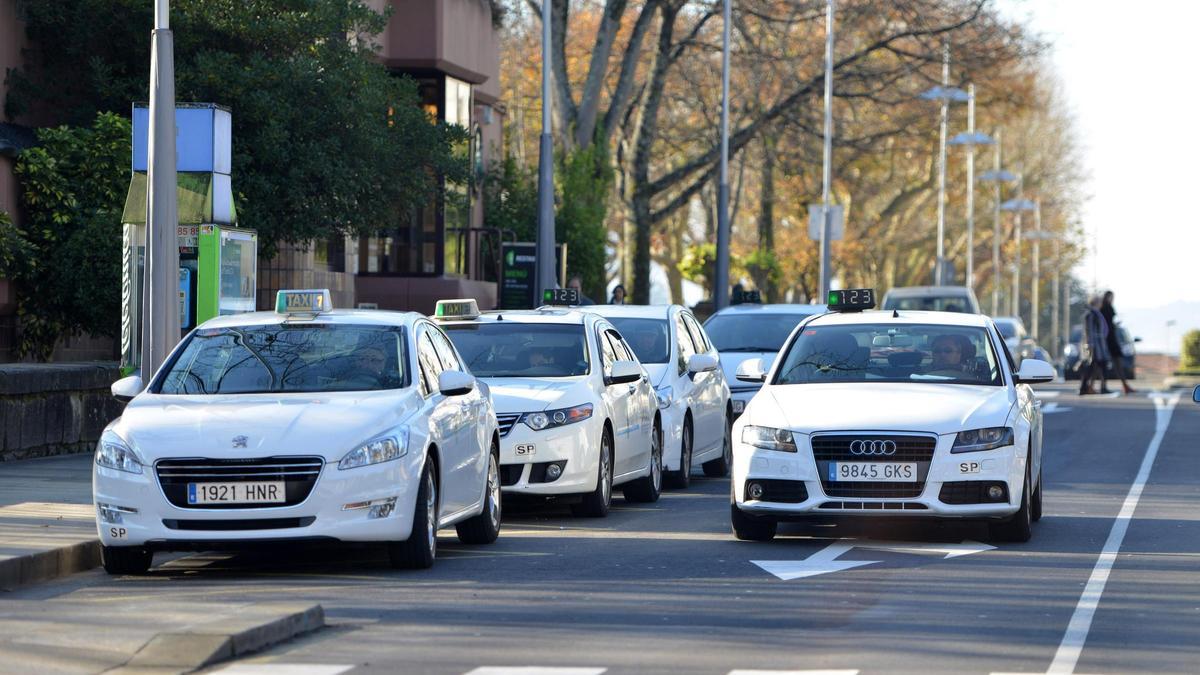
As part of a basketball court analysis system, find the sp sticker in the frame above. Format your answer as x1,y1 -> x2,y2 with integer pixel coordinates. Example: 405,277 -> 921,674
959,461 -> 981,474
109,527 -> 128,539
514,444 -> 536,456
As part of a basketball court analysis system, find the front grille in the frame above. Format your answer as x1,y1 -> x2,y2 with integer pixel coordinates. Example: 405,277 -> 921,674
156,456 -> 323,509
746,479 -> 808,503
812,434 -> 935,499
819,501 -> 929,511
499,463 -> 524,486
497,414 -> 521,437
163,517 -> 316,531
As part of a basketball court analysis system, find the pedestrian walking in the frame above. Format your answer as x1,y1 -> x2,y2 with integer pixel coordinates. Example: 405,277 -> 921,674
1100,291 -> 1135,394
1079,294 -> 1111,395
610,284 -> 626,305
567,274 -> 595,305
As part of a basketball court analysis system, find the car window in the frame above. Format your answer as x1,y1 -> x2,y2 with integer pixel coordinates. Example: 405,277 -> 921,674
994,320 -> 1018,340
158,324 -> 407,394
608,330 -> 636,362
675,314 -> 697,374
884,295 -> 972,313
773,323 -> 1002,386
682,313 -> 711,353
608,317 -> 670,364
598,328 -> 619,377
417,330 -> 444,396
429,326 -> 463,372
703,312 -> 812,352
443,322 -> 589,377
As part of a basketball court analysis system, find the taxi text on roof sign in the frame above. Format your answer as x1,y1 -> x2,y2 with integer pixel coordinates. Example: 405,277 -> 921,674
827,288 -> 876,312
276,289 -> 333,314
434,298 -> 481,321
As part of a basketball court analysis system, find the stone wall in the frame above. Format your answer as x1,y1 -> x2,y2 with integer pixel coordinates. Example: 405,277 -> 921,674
0,362 -> 125,461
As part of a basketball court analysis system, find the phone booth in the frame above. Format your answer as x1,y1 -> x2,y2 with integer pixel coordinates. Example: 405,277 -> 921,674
120,103 -> 257,375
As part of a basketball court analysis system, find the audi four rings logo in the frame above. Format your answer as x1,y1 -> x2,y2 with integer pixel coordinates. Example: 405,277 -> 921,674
849,439 -> 897,455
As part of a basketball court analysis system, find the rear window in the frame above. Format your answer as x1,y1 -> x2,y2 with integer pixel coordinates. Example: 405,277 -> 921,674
703,312 -> 812,353
883,295 -> 974,313
608,317 -> 670,364
444,323 -> 589,377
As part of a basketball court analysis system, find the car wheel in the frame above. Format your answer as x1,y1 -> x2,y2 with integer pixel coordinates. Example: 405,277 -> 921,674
388,461 -> 438,569
572,429 -> 613,517
101,545 -> 153,575
989,465 -> 1033,543
456,446 -> 502,545
731,502 -> 777,541
664,418 -> 693,489
702,413 -> 733,478
623,419 -> 663,503
1031,466 -> 1043,522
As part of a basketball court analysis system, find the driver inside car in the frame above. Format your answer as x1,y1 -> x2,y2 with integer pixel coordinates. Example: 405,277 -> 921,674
925,334 -> 975,378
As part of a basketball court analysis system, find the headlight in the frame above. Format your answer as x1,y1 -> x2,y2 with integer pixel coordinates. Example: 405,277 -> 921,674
339,428 -> 409,470
741,425 -> 798,453
95,431 -> 144,474
655,386 -> 673,409
951,426 -> 1014,453
1064,344 -> 1078,357
522,403 -> 594,431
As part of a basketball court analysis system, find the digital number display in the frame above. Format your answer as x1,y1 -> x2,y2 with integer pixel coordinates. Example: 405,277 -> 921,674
827,288 -> 876,311
543,288 -> 580,306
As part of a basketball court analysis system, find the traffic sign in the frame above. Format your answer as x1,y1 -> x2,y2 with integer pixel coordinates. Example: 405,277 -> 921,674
808,204 -> 844,241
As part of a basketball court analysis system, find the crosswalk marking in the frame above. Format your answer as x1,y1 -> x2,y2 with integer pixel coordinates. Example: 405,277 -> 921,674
212,666 -> 355,675
464,669 -> 607,675
728,671 -> 859,675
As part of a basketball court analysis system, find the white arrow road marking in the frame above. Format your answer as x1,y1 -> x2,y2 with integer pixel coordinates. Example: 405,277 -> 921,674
1041,402 -> 1073,414
852,539 -> 996,559
1035,390 -> 1062,398
752,542 -> 881,580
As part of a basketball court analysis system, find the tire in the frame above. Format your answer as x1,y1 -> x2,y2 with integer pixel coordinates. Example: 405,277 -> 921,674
664,417 -> 693,489
1031,466 -> 1043,522
571,429 -> 613,517
989,465 -> 1033,543
623,419 -> 663,503
101,545 -> 152,575
702,412 -> 733,478
456,446 -> 502,545
388,461 -> 438,569
731,502 -> 777,541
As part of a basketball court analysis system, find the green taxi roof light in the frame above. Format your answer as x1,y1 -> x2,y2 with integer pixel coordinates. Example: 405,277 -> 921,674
275,289 -> 333,315
434,298 -> 480,320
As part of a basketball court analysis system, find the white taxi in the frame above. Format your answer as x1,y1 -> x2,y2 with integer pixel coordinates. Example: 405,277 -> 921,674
94,290 -> 501,574
731,289 -> 1053,543
584,304 -> 731,488
435,295 -> 661,517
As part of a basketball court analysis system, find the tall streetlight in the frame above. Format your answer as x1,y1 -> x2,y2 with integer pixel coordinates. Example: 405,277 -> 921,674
535,0 -> 556,302
1026,229 -> 1062,356
948,84 -> 994,290
817,0 -> 835,300
920,45 -> 970,286
142,0 -> 180,376
978,130 -> 1015,316
1001,189 -> 1036,327
713,0 -> 732,310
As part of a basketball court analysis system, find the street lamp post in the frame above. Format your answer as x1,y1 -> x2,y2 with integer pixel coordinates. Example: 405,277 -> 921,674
714,0 -> 732,310
1000,190 -> 1036,329
919,46 -> 969,286
977,133 -> 1014,316
818,0 -> 835,300
948,86 -> 994,292
1025,228 -> 1061,352
535,0 -> 556,303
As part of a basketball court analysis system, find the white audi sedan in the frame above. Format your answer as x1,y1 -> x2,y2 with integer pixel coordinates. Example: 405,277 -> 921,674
94,290 -> 500,575
584,304 -> 731,488
436,298 -> 661,517
731,290 -> 1053,543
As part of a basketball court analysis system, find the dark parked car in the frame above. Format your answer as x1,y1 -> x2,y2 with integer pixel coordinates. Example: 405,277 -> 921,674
1064,324 -> 1139,380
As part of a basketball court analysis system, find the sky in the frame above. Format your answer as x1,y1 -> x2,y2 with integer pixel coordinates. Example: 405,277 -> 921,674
1001,0 -> 1200,353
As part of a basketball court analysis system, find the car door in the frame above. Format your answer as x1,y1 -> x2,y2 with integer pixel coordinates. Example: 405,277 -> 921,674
596,324 -> 636,477
415,325 -> 467,518
674,312 -> 713,454
610,330 -> 653,476
684,312 -> 726,444
996,328 -> 1041,485
428,324 -> 485,515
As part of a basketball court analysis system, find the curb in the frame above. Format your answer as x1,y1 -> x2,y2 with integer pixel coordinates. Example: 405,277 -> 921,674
109,603 -> 326,674
0,538 -> 101,590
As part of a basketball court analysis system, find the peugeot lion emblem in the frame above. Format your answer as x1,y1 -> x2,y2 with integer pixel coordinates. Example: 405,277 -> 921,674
232,435 -> 248,449
849,439 -> 897,456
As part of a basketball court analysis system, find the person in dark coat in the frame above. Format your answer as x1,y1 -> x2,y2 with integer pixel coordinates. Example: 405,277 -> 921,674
567,275 -> 595,305
1101,291 -> 1135,394
1080,294 -> 1111,395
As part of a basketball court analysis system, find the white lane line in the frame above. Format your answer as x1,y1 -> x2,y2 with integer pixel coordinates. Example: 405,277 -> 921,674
211,666 -> 355,675
465,669 -> 606,675
1045,392 -> 1181,675
729,671 -> 859,675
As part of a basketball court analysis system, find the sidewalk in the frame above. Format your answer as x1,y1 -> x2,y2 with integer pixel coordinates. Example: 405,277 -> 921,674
0,453 -> 100,589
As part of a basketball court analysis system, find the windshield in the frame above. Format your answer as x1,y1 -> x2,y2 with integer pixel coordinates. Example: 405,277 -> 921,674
994,320 -> 1018,339
159,324 -> 407,394
773,323 -> 1002,386
883,295 -> 973,313
704,312 -> 812,352
444,323 -> 589,377
608,318 -> 670,364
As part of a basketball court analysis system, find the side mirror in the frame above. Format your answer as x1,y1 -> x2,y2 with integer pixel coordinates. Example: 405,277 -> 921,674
1134,337 -> 1143,343
1015,358 -> 1056,384
607,360 -> 642,385
735,358 -> 767,383
438,370 -> 476,397
1193,385 -> 1200,404
111,375 -> 143,403
687,353 -> 719,374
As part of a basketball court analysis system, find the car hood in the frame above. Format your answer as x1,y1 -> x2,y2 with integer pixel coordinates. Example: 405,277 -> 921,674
483,376 -> 592,414
757,382 -> 1015,435
114,389 -> 420,463
719,352 -> 778,390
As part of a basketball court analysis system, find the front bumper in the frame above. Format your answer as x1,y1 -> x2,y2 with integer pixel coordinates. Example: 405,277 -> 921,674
93,452 -> 424,549
497,417 -> 600,496
731,433 -> 1026,518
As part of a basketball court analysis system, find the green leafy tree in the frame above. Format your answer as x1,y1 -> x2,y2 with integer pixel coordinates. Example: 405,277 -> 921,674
556,145 -> 610,302
8,0 -> 466,252
1180,330 -> 1200,375
3,113 -> 130,359
742,249 -> 782,302
482,154 -> 537,242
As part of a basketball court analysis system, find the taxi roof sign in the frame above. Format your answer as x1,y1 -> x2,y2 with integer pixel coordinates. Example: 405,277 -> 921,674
827,288 -> 876,312
543,288 -> 579,306
434,298 -> 480,320
276,289 -> 333,315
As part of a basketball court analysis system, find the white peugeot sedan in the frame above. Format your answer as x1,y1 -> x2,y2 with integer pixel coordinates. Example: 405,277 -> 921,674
584,304 -> 731,488
731,289 -> 1053,543
435,297 -> 661,517
94,290 -> 501,575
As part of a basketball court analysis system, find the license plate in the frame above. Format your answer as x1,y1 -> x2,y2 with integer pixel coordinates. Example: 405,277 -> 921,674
187,481 -> 286,504
828,462 -> 917,482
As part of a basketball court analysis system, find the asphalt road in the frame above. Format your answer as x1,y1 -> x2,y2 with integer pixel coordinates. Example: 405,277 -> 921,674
9,384 -> 1199,675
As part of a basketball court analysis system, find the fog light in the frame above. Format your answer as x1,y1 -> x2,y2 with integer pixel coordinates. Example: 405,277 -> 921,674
987,485 -> 1005,501
546,463 -> 563,480
369,497 -> 398,519
747,482 -> 764,500
98,503 -> 137,524
732,400 -> 746,414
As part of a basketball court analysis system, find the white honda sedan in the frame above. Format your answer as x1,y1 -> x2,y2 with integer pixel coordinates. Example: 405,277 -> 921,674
436,300 -> 661,517
94,290 -> 501,574
731,291 -> 1053,543
584,304 -> 732,488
